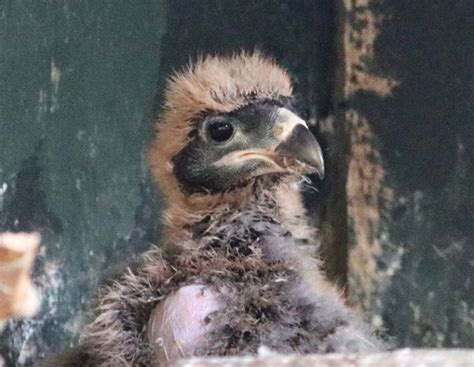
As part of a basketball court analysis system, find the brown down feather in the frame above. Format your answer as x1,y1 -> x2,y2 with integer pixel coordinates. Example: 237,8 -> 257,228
39,52 -> 385,367
148,52 -> 292,212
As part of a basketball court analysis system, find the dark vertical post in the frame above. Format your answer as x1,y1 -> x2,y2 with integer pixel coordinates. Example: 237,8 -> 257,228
337,0 -> 473,347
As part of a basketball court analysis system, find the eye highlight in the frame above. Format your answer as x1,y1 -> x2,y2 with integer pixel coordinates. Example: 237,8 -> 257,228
207,119 -> 234,143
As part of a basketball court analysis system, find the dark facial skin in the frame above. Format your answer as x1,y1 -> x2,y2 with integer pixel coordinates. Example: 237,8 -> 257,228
173,99 -> 297,194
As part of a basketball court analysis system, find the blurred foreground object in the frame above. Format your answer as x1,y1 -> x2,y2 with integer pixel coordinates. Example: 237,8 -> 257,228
0,232 -> 40,330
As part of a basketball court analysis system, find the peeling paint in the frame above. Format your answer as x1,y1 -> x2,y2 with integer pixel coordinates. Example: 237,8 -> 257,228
5,259 -> 64,366
342,0 -> 399,97
340,0 -> 473,347
340,2 -> 400,311
345,110 -> 393,310
0,183 -> 7,196
0,183 -> 7,212
36,90 -> 48,123
50,59 -> 61,113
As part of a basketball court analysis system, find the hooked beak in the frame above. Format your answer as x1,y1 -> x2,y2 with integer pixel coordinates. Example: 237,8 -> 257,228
214,108 -> 325,181
275,124 -> 325,179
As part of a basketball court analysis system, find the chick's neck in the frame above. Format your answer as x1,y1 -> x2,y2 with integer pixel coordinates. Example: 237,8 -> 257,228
161,176 -> 313,252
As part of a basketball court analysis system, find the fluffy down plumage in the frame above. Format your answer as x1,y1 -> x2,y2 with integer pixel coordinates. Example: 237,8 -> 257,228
39,53 -> 384,367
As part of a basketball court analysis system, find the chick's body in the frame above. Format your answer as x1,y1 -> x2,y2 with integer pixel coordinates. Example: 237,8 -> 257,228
83,181 -> 381,366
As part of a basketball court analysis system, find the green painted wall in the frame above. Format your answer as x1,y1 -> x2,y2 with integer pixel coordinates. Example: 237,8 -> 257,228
0,1 -> 165,364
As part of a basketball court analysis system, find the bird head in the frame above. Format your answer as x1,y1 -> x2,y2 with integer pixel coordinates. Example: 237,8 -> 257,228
150,53 -> 324,209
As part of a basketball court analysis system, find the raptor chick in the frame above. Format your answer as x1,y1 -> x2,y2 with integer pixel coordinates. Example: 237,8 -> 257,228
79,52 -> 383,366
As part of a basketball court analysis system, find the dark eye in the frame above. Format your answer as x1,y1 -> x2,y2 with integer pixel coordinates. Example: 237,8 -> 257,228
207,120 -> 234,142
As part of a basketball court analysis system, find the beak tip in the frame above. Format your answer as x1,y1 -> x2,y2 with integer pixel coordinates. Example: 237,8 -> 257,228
317,165 -> 325,180
309,156 -> 325,180
315,151 -> 325,180
275,124 -> 326,179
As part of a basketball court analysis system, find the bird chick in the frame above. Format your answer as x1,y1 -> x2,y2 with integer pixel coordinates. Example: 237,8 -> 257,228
64,53 -> 384,366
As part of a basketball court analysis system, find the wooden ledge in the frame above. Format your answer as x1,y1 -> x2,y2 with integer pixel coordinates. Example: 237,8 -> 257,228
171,349 -> 474,367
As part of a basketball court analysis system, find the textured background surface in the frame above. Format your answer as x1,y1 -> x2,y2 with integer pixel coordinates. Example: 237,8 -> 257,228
0,0 -> 472,365
0,1 -> 165,364
339,0 -> 473,348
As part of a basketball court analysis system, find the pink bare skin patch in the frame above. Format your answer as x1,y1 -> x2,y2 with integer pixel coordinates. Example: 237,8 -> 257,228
147,284 -> 222,363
